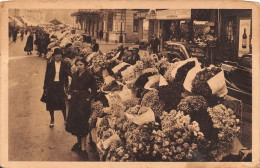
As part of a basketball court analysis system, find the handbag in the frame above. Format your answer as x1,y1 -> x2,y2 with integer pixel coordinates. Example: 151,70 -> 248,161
40,91 -> 48,103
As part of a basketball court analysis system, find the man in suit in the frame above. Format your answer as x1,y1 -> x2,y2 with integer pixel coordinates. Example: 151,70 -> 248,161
43,48 -> 70,128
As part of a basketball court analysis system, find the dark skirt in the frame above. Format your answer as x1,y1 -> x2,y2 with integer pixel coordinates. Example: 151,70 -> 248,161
46,82 -> 66,111
65,92 -> 91,137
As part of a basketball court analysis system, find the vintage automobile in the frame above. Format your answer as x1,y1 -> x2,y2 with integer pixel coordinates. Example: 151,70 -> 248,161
220,54 -> 252,104
163,41 -> 207,66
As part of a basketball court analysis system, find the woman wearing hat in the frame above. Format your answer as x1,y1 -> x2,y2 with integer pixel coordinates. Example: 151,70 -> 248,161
65,57 -> 97,158
43,48 -> 70,128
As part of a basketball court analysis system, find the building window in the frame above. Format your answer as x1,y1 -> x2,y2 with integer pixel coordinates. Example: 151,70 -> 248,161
107,13 -> 113,31
133,19 -> 139,32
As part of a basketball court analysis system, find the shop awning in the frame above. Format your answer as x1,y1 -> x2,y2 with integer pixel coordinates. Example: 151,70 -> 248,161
21,17 -> 40,26
146,9 -> 191,20
9,16 -> 24,27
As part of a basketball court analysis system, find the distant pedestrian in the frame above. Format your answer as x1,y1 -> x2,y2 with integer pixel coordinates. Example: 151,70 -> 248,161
150,34 -> 160,54
99,29 -> 103,40
41,33 -> 50,58
91,39 -> 99,52
12,28 -> 18,43
43,48 -> 69,128
24,32 -> 34,55
20,29 -> 24,41
9,28 -> 13,42
65,58 -> 97,158
25,28 -> 28,35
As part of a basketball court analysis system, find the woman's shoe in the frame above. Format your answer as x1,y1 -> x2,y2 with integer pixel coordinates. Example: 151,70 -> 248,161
49,123 -> 54,128
71,143 -> 81,152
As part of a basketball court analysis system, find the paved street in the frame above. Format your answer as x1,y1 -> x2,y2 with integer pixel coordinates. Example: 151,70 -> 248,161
8,35 -> 252,161
8,37 -> 103,161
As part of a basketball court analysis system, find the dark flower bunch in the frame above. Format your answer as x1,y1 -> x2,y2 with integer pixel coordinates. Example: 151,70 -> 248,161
158,82 -> 184,112
177,96 -> 208,115
177,96 -> 218,141
174,61 -> 195,84
103,81 -> 123,92
152,110 -> 207,161
135,72 -> 154,89
125,122 -> 160,161
191,67 -> 221,98
141,90 -> 165,118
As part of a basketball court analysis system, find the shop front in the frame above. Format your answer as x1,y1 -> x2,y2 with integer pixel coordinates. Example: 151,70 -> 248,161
219,9 -> 252,61
147,9 -> 192,52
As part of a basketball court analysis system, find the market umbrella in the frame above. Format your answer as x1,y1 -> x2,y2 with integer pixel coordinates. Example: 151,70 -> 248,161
49,19 -> 63,25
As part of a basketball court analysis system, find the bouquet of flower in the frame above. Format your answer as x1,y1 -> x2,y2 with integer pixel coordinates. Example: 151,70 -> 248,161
122,98 -> 140,111
89,101 -> 105,128
121,61 -> 144,82
174,61 -> 196,83
158,81 -> 184,112
125,122 -> 160,161
177,96 -> 208,115
151,110 -> 207,161
157,57 -> 171,76
164,63 -> 180,83
190,66 -> 227,98
141,90 -> 165,118
207,104 -> 240,159
139,51 -> 159,69
105,93 -> 126,116
126,105 -> 142,115
177,96 -> 218,141
91,54 -> 110,74
106,140 -> 130,161
97,116 -> 112,140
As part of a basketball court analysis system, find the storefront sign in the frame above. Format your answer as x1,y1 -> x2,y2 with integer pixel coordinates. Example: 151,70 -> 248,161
238,19 -> 251,57
147,9 -> 191,20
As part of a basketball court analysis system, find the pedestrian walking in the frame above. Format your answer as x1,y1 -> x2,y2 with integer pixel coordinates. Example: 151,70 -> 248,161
20,29 -> 24,41
149,34 -> 160,54
41,33 -> 51,58
12,28 -> 18,43
24,32 -> 34,55
91,39 -> 99,52
99,29 -> 103,40
65,58 -> 97,158
43,48 -> 69,128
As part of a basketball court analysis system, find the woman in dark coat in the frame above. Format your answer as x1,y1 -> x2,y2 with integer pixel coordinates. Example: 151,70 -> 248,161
43,48 -> 69,128
65,58 -> 97,158
24,32 -> 34,55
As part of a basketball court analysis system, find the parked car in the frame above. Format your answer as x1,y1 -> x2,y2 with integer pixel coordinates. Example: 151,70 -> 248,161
163,41 -> 207,66
220,54 -> 252,104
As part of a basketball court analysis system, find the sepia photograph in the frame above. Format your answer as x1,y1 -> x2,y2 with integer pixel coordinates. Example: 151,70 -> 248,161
1,1 -> 260,168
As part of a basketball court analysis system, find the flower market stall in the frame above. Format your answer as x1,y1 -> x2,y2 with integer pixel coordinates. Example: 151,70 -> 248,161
43,25 -> 251,161
73,48 -> 251,162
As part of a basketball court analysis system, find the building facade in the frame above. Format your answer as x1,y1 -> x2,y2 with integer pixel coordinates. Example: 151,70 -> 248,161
71,9 -> 252,61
